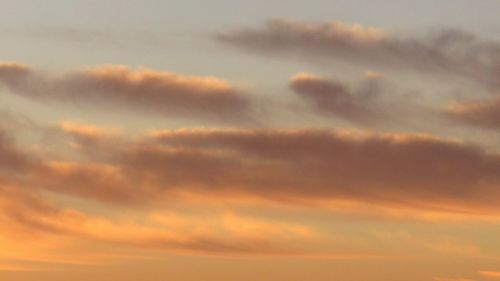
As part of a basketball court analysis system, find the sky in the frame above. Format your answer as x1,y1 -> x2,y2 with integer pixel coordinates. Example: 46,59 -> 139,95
2,1 -> 500,281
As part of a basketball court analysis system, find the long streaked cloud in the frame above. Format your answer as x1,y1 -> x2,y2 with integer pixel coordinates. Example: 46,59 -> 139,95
434,270 -> 500,281
0,182 -> 347,265
136,128 -> 500,213
0,63 -> 252,121
5,122 -> 498,220
4,116 -> 500,221
446,97 -> 500,129
216,19 -> 500,88
1,26 -> 172,48
1,121 -> 385,263
478,271 -> 500,279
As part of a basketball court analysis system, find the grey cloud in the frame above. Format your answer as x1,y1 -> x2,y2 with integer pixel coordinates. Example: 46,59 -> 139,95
217,19 -> 500,88
289,72 -> 385,124
0,63 -> 252,121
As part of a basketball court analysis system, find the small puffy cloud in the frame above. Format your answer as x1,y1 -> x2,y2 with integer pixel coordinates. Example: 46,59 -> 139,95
289,72 -> 383,124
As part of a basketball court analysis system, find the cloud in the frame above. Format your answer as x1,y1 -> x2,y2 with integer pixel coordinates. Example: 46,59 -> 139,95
59,121 -> 119,142
289,72 -> 385,124
0,127 -> 36,175
0,62 -> 31,78
0,182 -> 353,264
217,19 -> 500,88
57,121 -> 122,158
0,63 -> 252,121
18,126 -> 500,220
4,117 -> 500,221
446,97 -> 500,129
478,271 -> 500,279
137,129 -> 500,212
0,265 -> 41,272
32,161 -> 139,204
434,277 -> 476,281
3,122 -> 382,261
288,72 -> 433,129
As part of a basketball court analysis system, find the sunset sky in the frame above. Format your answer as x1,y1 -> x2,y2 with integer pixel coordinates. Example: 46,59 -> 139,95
2,1 -> 500,281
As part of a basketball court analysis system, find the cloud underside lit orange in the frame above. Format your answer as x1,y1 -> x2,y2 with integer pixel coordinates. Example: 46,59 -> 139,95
2,122 -> 500,221
0,63 -> 251,121
1,16 -> 500,280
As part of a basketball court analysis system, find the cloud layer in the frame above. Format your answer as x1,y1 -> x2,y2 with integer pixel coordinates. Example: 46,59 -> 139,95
138,128 -> 500,213
0,183 -> 323,264
3,121 -> 499,220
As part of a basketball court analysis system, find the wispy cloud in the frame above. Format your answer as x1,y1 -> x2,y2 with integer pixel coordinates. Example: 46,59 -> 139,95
289,72 -> 392,125
0,63 -> 253,122
1,27 -> 173,48
478,271 -> 500,279
217,19 -> 500,89
4,119 -> 500,221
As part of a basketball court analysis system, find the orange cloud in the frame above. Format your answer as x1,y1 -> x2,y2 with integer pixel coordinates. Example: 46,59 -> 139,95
129,128 -> 500,216
4,120 -> 500,222
60,121 -> 119,141
1,181 -> 356,265
20,126 -> 500,220
434,277 -> 476,281
479,271 -> 500,279
0,62 -> 31,77
57,121 -> 123,159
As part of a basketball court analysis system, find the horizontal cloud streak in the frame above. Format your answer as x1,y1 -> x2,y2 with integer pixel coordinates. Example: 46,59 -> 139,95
143,128 -> 500,210
478,271 -> 500,279
3,116 -> 500,220
0,63 -> 252,121
2,27 -> 172,48
0,183 -> 339,261
217,19 -> 500,88
446,97 -> 500,129
11,125 -> 498,219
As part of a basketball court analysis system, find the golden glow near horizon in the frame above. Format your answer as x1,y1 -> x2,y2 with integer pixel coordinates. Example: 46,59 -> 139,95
1,1 -> 500,281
